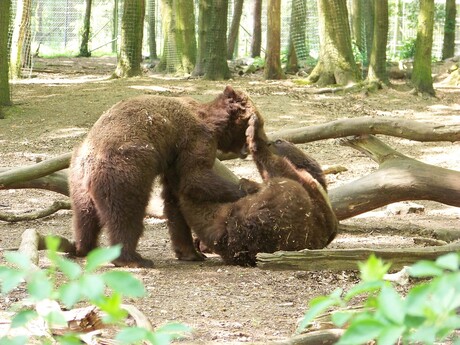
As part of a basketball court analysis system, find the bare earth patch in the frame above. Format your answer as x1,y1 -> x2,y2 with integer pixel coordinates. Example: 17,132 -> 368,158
1,57 -> 459,343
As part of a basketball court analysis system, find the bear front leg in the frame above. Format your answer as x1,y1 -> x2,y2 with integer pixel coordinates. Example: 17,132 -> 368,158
162,183 -> 205,261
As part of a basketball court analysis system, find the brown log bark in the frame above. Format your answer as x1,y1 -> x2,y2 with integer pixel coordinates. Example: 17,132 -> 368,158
270,116 -> 460,144
257,242 -> 460,271
330,135 -> 460,220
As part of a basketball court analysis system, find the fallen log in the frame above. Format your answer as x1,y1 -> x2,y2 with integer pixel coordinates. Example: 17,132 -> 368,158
256,241 -> 460,271
329,135 -> 460,220
0,200 -> 71,222
270,116 -> 460,144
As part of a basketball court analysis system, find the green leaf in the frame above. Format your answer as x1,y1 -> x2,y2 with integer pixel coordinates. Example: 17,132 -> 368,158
435,253 -> 460,271
55,333 -> 82,345
4,251 -> 32,270
11,310 -> 38,328
336,318 -> 383,345
378,285 -> 405,324
115,327 -> 150,344
344,280 -> 384,301
79,274 -> 105,301
377,325 -> 405,345
405,283 -> 431,317
55,257 -> 82,280
102,271 -> 145,297
0,336 -> 28,345
97,292 -> 127,323
149,323 -> 192,344
155,322 -> 192,335
45,310 -> 68,327
409,260 -> 444,277
0,267 -> 26,294
296,288 -> 342,333
409,325 -> 437,344
58,281 -> 82,308
27,270 -> 53,301
45,236 -> 61,252
358,254 -> 391,282
85,245 -> 121,273
331,310 -> 354,327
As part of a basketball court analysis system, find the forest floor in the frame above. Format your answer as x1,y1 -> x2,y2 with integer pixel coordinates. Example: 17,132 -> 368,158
0,56 -> 459,344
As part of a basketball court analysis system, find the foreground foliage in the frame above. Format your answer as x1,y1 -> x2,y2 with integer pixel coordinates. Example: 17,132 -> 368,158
0,237 -> 190,344
298,253 -> 460,345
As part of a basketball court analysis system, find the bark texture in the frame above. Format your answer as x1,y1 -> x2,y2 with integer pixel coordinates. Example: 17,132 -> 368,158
227,0 -> 244,60
442,0 -> 456,60
264,0 -> 285,80
367,0 -> 389,84
251,0 -> 262,58
0,0 -> 11,106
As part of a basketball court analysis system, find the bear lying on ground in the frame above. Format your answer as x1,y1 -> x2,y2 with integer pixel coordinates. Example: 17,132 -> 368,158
178,116 -> 338,266
69,86 -> 266,267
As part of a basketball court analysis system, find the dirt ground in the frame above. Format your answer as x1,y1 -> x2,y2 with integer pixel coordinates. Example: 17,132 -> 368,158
1,57 -> 459,344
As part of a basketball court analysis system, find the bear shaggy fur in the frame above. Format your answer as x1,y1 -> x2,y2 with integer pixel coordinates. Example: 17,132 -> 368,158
69,86 -> 264,267
178,116 -> 338,266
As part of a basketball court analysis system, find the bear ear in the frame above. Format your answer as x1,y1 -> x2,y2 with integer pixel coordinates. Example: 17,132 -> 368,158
223,85 -> 237,99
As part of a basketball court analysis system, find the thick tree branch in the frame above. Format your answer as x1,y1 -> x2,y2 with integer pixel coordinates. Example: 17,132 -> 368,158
0,168 -> 69,195
257,241 -> 460,271
0,200 -> 71,222
330,135 -> 460,220
270,116 -> 460,144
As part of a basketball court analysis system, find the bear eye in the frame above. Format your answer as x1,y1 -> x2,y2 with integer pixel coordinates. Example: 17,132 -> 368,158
275,139 -> 283,144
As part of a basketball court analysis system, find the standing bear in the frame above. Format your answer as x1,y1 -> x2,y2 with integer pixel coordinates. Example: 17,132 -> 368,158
69,86 -> 266,267
177,116 -> 338,266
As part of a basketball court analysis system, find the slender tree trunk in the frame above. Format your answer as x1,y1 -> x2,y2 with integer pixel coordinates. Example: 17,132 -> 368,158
173,0 -> 196,74
0,0 -> 11,107
411,0 -> 435,96
286,0 -> 307,73
227,0 -> 244,60
156,0 -> 174,72
367,0 -> 389,84
351,0 -> 363,55
147,0 -> 157,60
264,0 -> 285,80
112,0 -> 119,53
251,0 -> 262,58
204,0 -> 230,80
114,0 -> 145,78
10,0 -> 32,79
442,0 -> 456,60
307,0 -> 360,86
78,0 -> 92,57
193,0 -> 209,76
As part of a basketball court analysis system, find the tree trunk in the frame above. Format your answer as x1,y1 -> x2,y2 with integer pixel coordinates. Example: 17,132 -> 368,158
10,0 -> 32,79
147,0 -> 157,61
78,0 -> 92,57
251,0 -> 262,58
155,0 -> 175,73
411,0 -> 435,96
307,0 -> 360,86
441,0 -> 456,60
264,0 -> 285,80
0,0 -> 11,106
204,0 -> 231,80
227,0 -> 244,60
173,0 -> 196,74
113,0 -> 145,78
193,0 -> 209,76
286,0 -> 307,73
112,0 -> 119,53
351,0 -> 363,55
367,0 -> 389,84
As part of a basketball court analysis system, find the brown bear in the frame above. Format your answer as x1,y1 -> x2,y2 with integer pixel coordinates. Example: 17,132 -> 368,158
69,86 -> 266,267
177,116 -> 338,266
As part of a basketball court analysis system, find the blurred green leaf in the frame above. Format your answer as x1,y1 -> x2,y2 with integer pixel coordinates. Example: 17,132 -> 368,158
58,281 -> 82,308
435,253 -> 460,271
115,327 -> 150,344
344,280 -> 384,301
377,325 -> 405,345
55,256 -> 82,280
296,288 -> 342,333
11,310 -> 37,328
45,236 -> 61,253
378,285 -> 405,324
85,245 -> 121,273
358,254 -> 391,282
336,318 -> 383,345
27,270 -> 53,301
0,336 -> 28,345
4,251 -> 32,270
79,274 -> 105,300
409,260 -> 444,278
45,310 -> 68,327
55,333 -> 82,345
0,267 -> 26,294
102,271 -> 145,297
98,292 -> 127,323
